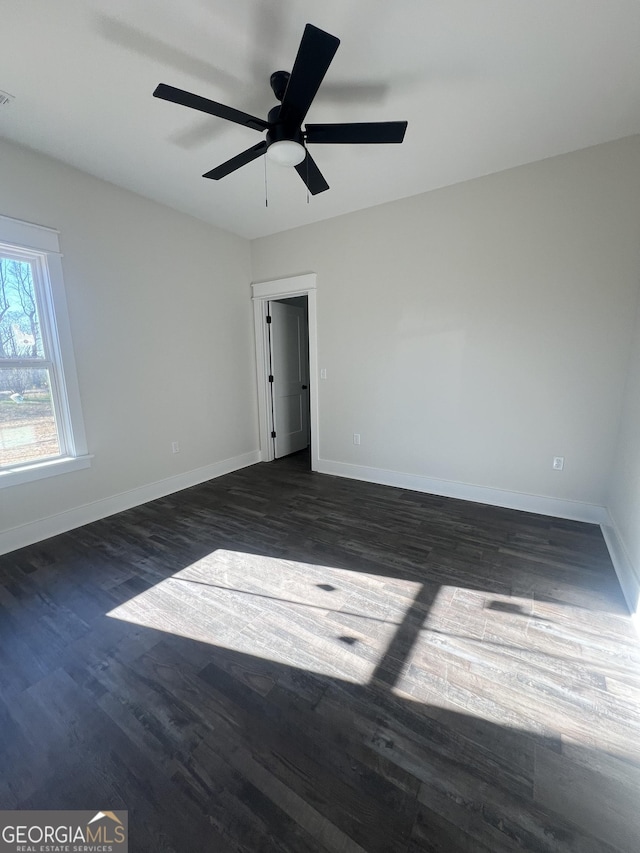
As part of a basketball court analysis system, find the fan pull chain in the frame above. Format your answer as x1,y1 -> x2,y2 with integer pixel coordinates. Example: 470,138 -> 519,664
264,155 -> 268,208
305,144 -> 310,204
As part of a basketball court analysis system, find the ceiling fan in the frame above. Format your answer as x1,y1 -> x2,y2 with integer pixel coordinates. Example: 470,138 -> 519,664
153,23 -> 408,195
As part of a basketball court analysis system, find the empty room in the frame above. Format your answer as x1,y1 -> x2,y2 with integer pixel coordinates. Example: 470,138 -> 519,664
1,2 -> 640,851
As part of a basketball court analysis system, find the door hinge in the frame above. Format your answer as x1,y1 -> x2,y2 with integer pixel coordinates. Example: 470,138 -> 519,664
266,315 -> 272,324
271,430 -> 276,438
268,374 -> 274,383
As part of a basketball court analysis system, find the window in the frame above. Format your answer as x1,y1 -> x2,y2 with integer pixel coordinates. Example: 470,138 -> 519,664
0,215 -> 89,487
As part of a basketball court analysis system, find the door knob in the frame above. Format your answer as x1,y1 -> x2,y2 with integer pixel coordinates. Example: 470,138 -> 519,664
302,384 -> 308,389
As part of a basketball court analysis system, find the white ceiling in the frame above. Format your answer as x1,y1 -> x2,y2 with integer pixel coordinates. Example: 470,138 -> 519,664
2,0 -> 640,240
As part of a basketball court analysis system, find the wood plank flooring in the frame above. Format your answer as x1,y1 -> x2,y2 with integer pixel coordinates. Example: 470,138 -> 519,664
1,451 -> 639,851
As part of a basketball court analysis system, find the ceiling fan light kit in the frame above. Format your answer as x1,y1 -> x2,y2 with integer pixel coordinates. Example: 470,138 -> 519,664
267,140 -> 306,167
153,23 -> 407,196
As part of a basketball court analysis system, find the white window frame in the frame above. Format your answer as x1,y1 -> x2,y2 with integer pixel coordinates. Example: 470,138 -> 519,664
0,214 -> 90,488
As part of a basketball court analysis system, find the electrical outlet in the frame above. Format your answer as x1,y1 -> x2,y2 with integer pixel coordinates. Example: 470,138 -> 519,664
171,441 -> 180,453
353,433 -> 361,445
552,456 -> 564,470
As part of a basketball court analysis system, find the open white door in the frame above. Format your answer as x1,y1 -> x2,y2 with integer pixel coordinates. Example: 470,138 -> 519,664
269,300 -> 309,458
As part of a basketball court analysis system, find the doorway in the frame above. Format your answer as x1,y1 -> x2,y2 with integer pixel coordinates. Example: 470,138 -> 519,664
269,296 -> 310,460
251,273 -> 319,470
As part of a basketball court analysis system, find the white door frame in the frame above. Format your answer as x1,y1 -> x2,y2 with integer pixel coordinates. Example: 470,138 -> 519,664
251,273 -> 319,469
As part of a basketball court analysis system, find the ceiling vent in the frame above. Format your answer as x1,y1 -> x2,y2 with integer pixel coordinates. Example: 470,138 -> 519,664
0,90 -> 15,107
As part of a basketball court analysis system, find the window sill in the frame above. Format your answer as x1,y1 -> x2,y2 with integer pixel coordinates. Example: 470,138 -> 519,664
0,454 -> 93,489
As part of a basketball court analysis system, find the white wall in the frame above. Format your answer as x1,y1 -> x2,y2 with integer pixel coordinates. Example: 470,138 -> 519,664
605,295 -> 640,618
0,139 -> 257,552
252,136 -> 640,517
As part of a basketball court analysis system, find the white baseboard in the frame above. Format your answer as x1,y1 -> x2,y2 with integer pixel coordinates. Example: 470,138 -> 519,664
600,514 -> 640,630
0,450 -> 261,556
316,458 -> 608,524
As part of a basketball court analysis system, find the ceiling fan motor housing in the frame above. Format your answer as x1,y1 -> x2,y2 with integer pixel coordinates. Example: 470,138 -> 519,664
266,104 -> 304,149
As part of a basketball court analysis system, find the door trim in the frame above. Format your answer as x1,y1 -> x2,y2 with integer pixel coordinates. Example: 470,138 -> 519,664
251,274 -> 318,469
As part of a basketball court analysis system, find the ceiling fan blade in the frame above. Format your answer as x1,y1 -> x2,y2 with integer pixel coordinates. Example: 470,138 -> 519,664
295,150 -> 329,195
278,24 -> 340,126
203,141 -> 268,180
305,121 -> 408,144
154,84 -> 269,132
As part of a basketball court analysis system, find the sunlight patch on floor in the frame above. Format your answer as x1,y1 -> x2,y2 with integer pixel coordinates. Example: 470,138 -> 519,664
408,585 -> 640,761
107,548 -> 422,684
106,549 -> 640,760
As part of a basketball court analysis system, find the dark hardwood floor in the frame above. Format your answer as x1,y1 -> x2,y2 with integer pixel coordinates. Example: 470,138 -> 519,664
1,451 -> 639,851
